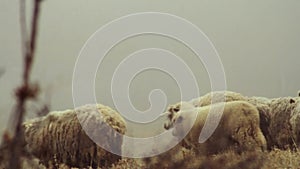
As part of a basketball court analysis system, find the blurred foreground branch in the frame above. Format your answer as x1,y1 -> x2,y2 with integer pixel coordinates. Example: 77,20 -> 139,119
6,0 -> 43,168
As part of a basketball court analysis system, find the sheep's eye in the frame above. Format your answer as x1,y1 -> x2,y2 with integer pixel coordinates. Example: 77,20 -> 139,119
176,116 -> 183,123
173,107 -> 180,112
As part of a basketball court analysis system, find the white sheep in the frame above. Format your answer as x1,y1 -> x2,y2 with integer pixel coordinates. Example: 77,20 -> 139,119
164,101 -> 267,155
192,91 -> 273,148
268,97 -> 300,149
23,104 -> 126,168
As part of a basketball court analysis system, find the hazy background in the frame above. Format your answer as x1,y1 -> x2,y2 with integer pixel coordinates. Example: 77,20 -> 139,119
1,0 -> 299,137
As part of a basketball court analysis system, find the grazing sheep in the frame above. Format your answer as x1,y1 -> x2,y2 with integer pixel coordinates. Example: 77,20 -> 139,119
268,97 -> 300,149
191,91 -> 273,149
23,104 -> 126,168
164,101 -> 267,155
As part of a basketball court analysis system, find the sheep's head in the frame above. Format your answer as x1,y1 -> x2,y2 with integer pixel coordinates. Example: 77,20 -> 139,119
163,103 -> 181,130
163,102 -> 197,137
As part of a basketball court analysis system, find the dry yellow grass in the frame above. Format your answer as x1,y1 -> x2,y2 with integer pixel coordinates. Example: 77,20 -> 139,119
263,148 -> 300,169
40,149 -> 300,169
2,145 -> 300,169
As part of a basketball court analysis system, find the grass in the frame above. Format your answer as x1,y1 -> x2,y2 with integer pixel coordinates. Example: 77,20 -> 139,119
2,147 -> 298,169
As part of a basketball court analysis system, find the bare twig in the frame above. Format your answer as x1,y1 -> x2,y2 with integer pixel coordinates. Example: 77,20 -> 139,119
8,0 -> 43,168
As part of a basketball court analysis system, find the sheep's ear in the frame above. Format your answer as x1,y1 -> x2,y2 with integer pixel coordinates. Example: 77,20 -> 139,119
167,106 -> 173,113
290,98 -> 295,104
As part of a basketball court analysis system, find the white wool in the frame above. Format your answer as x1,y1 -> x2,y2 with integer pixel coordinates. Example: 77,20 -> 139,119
164,101 -> 267,155
23,104 -> 126,168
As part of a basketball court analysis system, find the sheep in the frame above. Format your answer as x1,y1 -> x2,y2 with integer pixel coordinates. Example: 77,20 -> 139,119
23,104 -> 126,168
191,91 -> 273,148
188,91 -> 300,150
268,97 -> 300,149
164,101 -> 267,155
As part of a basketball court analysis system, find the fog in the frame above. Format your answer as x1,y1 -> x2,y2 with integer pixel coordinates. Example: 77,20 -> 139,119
1,0 -> 299,137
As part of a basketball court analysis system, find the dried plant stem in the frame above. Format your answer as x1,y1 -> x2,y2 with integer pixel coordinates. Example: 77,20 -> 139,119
9,0 -> 42,168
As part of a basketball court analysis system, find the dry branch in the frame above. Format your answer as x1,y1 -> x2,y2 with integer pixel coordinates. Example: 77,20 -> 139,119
6,0 -> 43,168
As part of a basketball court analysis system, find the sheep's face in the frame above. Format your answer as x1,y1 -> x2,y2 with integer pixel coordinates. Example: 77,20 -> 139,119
163,103 -> 181,130
163,102 -> 197,137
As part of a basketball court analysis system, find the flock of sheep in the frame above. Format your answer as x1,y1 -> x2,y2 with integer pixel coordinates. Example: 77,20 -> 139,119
20,91 -> 300,168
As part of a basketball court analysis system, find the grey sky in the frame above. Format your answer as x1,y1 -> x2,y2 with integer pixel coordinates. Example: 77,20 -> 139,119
1,0 -> 300,137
